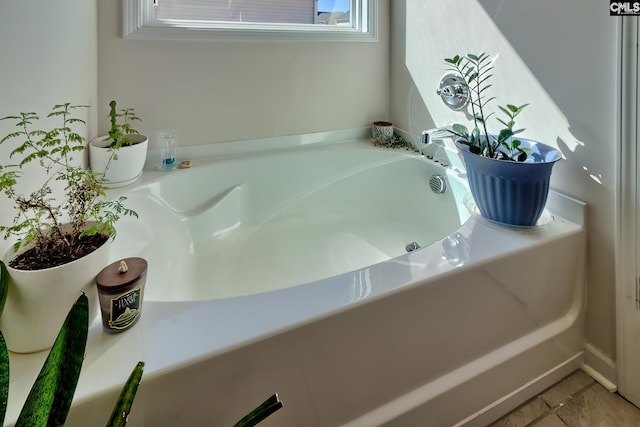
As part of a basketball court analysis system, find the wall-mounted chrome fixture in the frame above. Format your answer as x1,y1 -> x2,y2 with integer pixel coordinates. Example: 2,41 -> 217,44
436,72 -> 470,111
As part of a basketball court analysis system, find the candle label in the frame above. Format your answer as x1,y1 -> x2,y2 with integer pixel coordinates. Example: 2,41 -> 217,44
109,287 -> 142,330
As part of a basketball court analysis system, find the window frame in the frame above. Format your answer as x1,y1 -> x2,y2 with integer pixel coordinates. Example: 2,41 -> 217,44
123,0 -> 378,42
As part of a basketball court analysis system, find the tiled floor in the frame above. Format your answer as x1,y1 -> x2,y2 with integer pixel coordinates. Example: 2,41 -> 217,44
490,370 -> 640,426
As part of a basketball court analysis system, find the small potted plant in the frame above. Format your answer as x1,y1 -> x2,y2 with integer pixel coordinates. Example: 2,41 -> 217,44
444,53 -> 563,227
89,100 -> 148,188
0,103 -> 138,353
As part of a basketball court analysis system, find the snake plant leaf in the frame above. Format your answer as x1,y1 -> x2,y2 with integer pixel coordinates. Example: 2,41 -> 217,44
106,361 -> 145,427
0,332 -> 8,426
233,393 -> 283,427
0,261 -> 9,426
15,293 -> 88,427
0,260 -> 8,318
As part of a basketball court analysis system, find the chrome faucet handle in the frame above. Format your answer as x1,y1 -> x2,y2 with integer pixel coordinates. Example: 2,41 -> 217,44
437,72 -> 470,111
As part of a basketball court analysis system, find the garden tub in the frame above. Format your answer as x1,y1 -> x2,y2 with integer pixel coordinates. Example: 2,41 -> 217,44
5,131 -> 586,426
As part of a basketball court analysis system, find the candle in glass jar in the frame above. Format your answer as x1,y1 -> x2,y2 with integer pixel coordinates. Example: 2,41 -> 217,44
96,257 -> 147,333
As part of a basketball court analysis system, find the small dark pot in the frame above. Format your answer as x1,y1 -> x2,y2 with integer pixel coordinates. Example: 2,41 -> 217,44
456,137 -> 563,227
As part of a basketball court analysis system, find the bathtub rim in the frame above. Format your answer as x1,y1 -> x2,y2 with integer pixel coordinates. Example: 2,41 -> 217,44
3,130 -> 586,425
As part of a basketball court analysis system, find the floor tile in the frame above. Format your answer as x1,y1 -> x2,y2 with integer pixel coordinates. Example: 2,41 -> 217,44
489,397 -> 550,427
540,370 -> 594,409
531,413 -> 568,427
556,383 -> 640,426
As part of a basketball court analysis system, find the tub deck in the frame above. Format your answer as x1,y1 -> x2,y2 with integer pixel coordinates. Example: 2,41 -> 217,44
4,132 -> 586,427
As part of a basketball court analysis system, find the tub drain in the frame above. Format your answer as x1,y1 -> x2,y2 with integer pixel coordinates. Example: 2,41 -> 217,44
429,174 -> 447,194
406,242 -> 421,252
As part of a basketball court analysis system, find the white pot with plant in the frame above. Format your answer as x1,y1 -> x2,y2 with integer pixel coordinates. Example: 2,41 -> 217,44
89,100 -> 148,188
0,103 -> 138,353
444,53 -> 563,227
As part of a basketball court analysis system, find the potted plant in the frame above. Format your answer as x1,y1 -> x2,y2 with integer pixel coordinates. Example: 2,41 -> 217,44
0,284 -> 145,426
444,53 -> 563,227
89,100 -> 148,188
0,276 -> 282,426
0,103 -> 137,353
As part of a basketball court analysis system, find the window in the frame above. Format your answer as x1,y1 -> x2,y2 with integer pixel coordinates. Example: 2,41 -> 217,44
123,0 -> 377,42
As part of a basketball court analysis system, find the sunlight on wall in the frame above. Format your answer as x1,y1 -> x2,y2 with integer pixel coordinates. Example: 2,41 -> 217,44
405,0 -> 584,156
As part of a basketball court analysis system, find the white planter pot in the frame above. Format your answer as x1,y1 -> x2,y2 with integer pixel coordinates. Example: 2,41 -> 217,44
0,225 -> 111,353
89,135 -> 148,188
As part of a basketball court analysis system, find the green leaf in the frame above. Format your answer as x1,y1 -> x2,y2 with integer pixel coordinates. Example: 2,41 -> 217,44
106,362 -> 145,427
498,128 -> 514,142
16,293 -> 89,427
498,105 -> 513,118
471,127 -> 480,141
478,84 -> 493,94
0,332 -> 8,426
496,118 -> 510,129
469,145 -> 482,155
451,124 -> 469,137
0,261 -> 8,318
234,394 -> 283,427
447,56 -> 459,64
505,104 -> 518,113
478,55 -> 491,67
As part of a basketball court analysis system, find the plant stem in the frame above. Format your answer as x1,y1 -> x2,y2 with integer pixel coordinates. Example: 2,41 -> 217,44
470,55 -> 493,157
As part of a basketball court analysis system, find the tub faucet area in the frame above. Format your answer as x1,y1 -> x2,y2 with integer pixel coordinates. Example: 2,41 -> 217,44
421,126 -> 454,145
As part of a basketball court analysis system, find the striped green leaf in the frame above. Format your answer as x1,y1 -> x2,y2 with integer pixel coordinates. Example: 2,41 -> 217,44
0,262 -> 10,425
106,361 -> 145,427
0,261 -> 8,318
234,393 -> 283,427
0,332 -> 8,426
15,293 -> 88,427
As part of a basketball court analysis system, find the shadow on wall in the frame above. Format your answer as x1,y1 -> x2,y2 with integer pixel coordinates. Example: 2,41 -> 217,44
402,0 -> 618,361
402,0 -> 614,220
404,72 -> 435,138
404,0 -> 587,160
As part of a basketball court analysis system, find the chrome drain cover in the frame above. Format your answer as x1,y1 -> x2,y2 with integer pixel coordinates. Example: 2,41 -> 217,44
429,175 -> 447,194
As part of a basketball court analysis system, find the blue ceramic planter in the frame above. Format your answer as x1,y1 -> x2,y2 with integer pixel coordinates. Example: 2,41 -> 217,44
456,137 -> 563,227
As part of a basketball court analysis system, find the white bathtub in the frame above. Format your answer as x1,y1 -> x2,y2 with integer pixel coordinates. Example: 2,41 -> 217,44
6,130 -> 586,427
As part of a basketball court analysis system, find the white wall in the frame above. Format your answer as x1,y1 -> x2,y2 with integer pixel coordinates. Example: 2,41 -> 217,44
0,0 -> 619,377
0,0 -> 98,256
97,0 -> 390,149
391,1 -> 619,366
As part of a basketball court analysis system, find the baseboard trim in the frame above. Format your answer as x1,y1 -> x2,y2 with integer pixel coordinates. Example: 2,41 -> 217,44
456,352 -> 583,427
582,342 -> 617,392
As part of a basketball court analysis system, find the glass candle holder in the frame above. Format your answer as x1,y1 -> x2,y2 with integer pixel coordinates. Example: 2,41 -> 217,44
96,257 -> 147,333
159,131 -> 178,171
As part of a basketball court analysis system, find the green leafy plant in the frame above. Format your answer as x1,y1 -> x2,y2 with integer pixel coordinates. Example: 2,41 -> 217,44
107,100 -> 141,150
0,261 -> 282,426
0,270 -> 144,427
444,52 -> 531,162
0,103 -> 138,270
